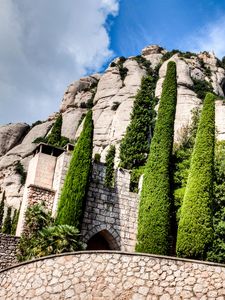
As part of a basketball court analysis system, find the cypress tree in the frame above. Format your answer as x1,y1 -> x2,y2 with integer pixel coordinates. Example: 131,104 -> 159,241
136,61 -> 177,255
119,75 -> 158,170
56,110 -> 93,228
104,145 -> 116,188
11,208 -> 20,235
2,207 -> 12,234
176,92 -> 215,259
47,114 -> 62,146
0,191 -> 5,229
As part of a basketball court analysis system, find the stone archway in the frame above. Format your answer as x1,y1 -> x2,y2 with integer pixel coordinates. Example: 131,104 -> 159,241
86,229 -> 119,250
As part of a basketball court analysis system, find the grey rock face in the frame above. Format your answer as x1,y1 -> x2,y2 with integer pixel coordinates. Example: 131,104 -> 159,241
0,123 -> 29,157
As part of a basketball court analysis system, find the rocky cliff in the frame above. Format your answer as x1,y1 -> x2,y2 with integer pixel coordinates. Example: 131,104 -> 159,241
0,45 -> 225,211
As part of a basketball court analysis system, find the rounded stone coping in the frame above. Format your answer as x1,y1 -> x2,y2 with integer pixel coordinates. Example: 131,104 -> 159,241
1,250 -> 225,274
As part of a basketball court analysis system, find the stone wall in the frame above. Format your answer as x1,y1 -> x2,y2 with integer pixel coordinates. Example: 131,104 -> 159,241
27,184 -> 55,211
81,163 -> 139,251
0,233 -> 19,270
1,251 -> 225,299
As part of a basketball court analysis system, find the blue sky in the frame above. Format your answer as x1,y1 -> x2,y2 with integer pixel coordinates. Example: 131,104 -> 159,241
1,0 -> 225,124
109,0 -> 225,58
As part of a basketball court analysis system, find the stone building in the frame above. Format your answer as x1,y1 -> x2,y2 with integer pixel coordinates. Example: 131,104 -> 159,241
16,143 -> 139,252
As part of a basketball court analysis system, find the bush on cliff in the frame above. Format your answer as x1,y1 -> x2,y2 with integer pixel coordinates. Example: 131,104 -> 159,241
136,61 -> 177,255
56,110 -> 93,228
120,76 -> 158,170
176,92 -> 215,259
2,207 -> 12,234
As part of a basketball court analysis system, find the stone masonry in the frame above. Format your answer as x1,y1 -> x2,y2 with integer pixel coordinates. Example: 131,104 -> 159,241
1,251 -> 225,299
0,233 -> 19,270
27,184 -> 55,211
81,163 -> 139,252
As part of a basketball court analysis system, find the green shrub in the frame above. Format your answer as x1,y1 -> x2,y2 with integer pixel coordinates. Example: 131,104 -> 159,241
56,110 -> 93,228
47,114 -> 62,146
33,136 -> 48,144
161,50 -> 181,62
19,225 -> 81,261
0,191 -> 5,229
136,61 -> 177,255
207,141 -> 225,263
133,56 -> 152,73
17,204 -> 81,261
176,93 -> 215,259
172,108 -> 200,221
104,145 -> 116,188
94,153 -> 101,163
130,166 -> 145,193
15,161 -> 27,185
120,76 -> 158,170
11,208 -> 19,235
2,207 -> 12,234
192,78 -> 213,100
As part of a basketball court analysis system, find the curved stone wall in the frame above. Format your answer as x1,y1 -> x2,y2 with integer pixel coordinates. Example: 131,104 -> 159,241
1,251 -> 225,299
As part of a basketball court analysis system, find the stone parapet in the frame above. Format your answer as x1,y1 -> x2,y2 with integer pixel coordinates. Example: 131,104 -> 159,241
1,251 -> 225,299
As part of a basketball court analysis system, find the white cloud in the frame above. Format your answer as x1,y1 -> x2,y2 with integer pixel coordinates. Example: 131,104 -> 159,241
0,0 -> 119,124
182,15 -> 225,59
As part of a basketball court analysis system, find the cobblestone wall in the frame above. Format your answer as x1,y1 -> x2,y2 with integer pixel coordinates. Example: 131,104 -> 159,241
81,163 -> 139,251
0,233 -> 19,270
1,251 -> 225,299
27,184 -> 55,211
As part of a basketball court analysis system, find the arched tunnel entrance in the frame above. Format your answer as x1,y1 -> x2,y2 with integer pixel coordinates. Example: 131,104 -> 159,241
86,229 -> 119,250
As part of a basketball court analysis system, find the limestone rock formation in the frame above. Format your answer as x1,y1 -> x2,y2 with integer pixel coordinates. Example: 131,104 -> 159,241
0,45 -> 225,211
0,123 -> 29,157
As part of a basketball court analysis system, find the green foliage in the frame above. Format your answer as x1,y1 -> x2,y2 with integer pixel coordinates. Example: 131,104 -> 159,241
172,108 -> 200,221
207,141 -> 225,263
94,153 -> 101,163
136,61 -> 177,255
33,136 -> 47,144
204,66 -> 212,77
133,56 -> 152,73
120,75 -> 158,170
15,161 -> 27,185
216,56 -> 225,69
161,50 -> 181,62
0,191 -> 5,229
192,78 -> 214,100
47,114 -> 62,146
118,58 -> 128,83
104,145 -> 116,188
78,113 -> 86,127
130,166 -> 145,193
17,204 -> 81,261
2,207 -> 12,234
56,110 -> 93,228
31,120 -> 42,128
176,93 -> 215,259
11,208 -> 19,235
180,51 -> 197,59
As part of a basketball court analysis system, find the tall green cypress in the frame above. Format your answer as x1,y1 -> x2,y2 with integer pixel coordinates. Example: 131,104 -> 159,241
119,75 -> 158,170
56,110 -> 93,228
0,191 -> 5,229
2,207 -> 12,234
136,61 -> 177,255
104,145 -> 116,188
176,92 -> 215,259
